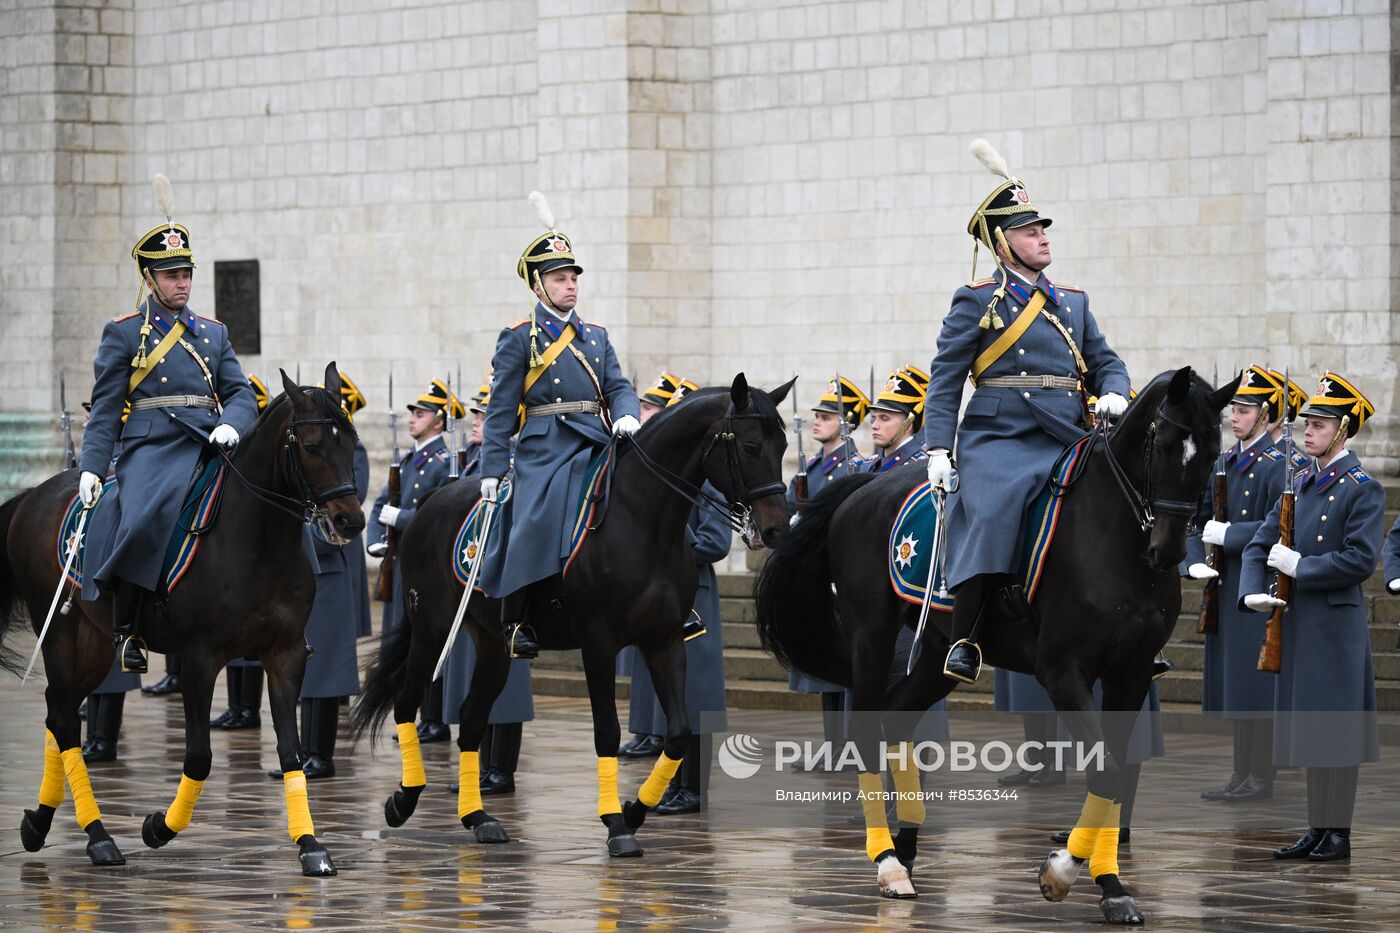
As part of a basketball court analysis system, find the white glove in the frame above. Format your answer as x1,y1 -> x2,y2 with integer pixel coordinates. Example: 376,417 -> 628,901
1201,520 -> 1230,546
1389,578 -> 1400,595
1267,543 -> 1301,578
481,477 -> 501,503
1094,392 -> 1128,419
1186,562 -> 1219,581
612,415 -> 641,436
367,541 -> 388,558
209,424 -> 240,448
1244,593 -> 1286,611
926,449 -> 953,492
79,471 -> 103,508
379,505 -> 401,528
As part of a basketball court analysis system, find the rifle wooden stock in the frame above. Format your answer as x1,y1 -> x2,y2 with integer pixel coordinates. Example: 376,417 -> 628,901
373,463 -> 401,602
793,473 -> 808,508
1257,491 -> 1294,673
1197,471 -> 1227,634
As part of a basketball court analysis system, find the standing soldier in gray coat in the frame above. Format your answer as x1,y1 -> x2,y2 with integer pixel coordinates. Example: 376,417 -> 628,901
924,141 -> 1131,684
78,176 -> 257,675
862,366 -> 929,474
1240,372 -> 1383,862
1184,365 -> 1290,803
478,193 -> 641,659
367,379 -> 463,741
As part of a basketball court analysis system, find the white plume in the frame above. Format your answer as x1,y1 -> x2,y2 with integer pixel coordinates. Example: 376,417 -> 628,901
969,138 -> 1012,181
528,190 -> 556,231
153,174 -> 174,226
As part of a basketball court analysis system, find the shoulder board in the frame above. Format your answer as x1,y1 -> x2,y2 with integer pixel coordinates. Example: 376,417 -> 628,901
1348,466 -> 1371,483
433,449 -> 451,462
507,317 -> 532,330
1289,449 -> 1309,467
194,313 -> 225,328
967,277 -> 996,289
582,320 -> 606,331
113,311 -> 140,323
1260,447 -> 1284,462
1055,282 -> 1084,293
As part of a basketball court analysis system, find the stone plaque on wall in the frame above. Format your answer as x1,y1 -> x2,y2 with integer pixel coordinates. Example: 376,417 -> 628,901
214,260 -> 260,355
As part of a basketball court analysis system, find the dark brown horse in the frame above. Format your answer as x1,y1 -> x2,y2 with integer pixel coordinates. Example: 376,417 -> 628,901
351,375 -> 792,858
0,364 -> 363,875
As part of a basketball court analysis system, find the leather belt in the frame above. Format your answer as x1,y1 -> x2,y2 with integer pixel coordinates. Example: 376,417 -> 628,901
978,375 -> 1080,391
525,400 -> 601,419
130,394 -> 218,411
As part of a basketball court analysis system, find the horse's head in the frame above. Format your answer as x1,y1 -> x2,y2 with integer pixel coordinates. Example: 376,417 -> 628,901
1130,366 -> 1241,570
277,363 -> 366,545
700,373 -> 794,549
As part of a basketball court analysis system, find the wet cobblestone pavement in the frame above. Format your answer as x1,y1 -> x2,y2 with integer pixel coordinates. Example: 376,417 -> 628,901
4,673 -> 1400,931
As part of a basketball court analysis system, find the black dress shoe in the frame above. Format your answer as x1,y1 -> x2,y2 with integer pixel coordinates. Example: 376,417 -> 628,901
1028,768 -> 1067,788
1201,773 -> 1247,801
1050,827 -> 1130,845
507,625 -> 539,660
479,768 -> 516,796
417,720 -> 451,743
942,641 -> 981,684
1221,774 -> 1273,803
120,637 -> 149,675
301,754 -> 336,780
210,706 -> 242,729
215,706 -> 260,730
142,672 -> 180,696
1307,829 -> 1350,862
618,735 -> 664,758
82,738 -> 116,764
997,768 -> 1038,787
1151,656 -> 1175,680
1274,827 -> 1325,859
653,786 -> 701,815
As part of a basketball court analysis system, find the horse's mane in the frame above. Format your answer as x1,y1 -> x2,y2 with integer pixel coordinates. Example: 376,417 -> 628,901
635,384 -> 782,441
252,387 -> 357,440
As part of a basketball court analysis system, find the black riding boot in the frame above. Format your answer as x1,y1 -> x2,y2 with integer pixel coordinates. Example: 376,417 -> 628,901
418,680 -> 450,742
112,582 -> 148,674
943,574 -> 995,684
500,591 -> 538,660
304,697 -> 339,780
144,652 -> 181,695
681,608 -> 707,642
82,694 -> 104,758
481,723 -> 520,796
83,693 -> 124,763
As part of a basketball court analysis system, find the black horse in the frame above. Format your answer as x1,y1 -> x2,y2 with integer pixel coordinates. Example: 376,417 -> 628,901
755,367 -> 1238,923
351,374 -> 792,857
0,365 -> 364,875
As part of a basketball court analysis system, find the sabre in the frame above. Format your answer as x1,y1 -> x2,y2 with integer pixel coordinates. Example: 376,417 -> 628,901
907,486 -> 948,675
59,370 -> 76,470
433,497 -> 499,681
23,506 -> 90,685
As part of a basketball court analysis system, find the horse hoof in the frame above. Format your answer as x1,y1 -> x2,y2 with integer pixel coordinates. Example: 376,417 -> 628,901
472,819 -> 509,844
1038,849 -> 1081,902
142,812 -> 175,849
86,838 -> 125,866
298,840 -> 337,877
622,799 -> 648,832
607,833 -> 643,858
877,855 -> 917,898
20,810 -> 49,852
384,795 -> 408,828
1100,895 -> 1144,925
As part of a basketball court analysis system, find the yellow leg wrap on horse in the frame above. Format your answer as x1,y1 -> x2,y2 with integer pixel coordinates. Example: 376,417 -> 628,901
638,752 -> 683,808
597,756 -> 621,817
39,731 -> 65,808
858,772 -> 894,861
396,722 -> 427,787
60,747 -> 101,828
164,774 -> 205,833
1067,792 -> 1114,860
457,751 -> 483,819
1089,803 -> 1123,878
890,746 -> 926,825
283,770 -> 316,841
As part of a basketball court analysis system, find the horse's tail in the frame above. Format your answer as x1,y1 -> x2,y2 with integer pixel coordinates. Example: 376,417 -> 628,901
754,474 -> 876,688
348,616 -> 413,745
0,490 -> 32,675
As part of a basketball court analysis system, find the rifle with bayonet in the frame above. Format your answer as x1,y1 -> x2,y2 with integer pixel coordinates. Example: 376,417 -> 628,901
836,371 -> 855,477
59,370 -> 77,470
791,387 -> 808,506
1197,362 -> 1225,634
456,362 -> 472,473
1258,368 -> 1295,673
374,370 -> 402,603
446,371 -> 459,481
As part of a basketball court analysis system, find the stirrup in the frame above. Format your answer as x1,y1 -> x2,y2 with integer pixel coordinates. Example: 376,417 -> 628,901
682,610 -> 707,642
942,638 -> 982,685
507,625 -> 539,660
119,635 -> 149,674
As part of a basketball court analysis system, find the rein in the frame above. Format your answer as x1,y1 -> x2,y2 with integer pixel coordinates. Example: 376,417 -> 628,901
1051,402 -> 1200,532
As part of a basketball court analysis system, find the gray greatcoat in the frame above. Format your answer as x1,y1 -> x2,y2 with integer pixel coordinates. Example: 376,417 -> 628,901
992,670 -> 1165,764
367,434 -> 454,634
1182,436 -> 1288,716
1383,514 -> 1400,585
1239,451 -> 1384,768
478,305 -> 638,597
301,442 -> 369,699
923,270 -> 1129,588
80,300 -> 256,599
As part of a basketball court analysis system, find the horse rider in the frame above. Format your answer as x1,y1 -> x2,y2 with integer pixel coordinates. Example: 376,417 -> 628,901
924,142 -> 1131,684
78,181 -> 257,675
785,375 -> 869,734
862,366 -> 929,473
367,378 -> 463,741
1184,365 -> 1290,804
1240,372 -> 1383,862
477,194 -> 641,659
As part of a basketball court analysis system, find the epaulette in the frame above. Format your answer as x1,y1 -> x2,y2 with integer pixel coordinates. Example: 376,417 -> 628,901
967,277 -> 996,289
583,320 -> 606,331
1055,283 -> 1085,293
194,313 -> 225,328
113,311 -> 140,323
1348,466 -> 1371,484
1289,449 -> 1309,468
1260,446 -> 1284,462
433,449 -> 452,462
507,317 -> 532,330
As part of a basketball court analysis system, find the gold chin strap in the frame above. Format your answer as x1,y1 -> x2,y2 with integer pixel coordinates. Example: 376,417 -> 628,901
527,268 -> 560,368
1323,415 -> 1349,458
